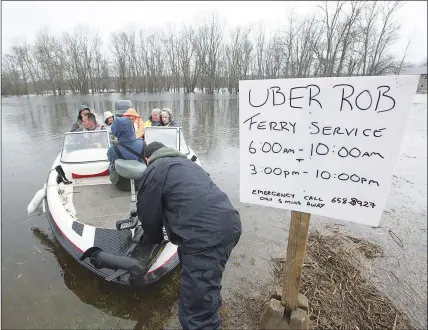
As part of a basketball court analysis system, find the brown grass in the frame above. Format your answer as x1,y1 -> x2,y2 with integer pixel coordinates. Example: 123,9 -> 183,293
271,231 -> 415,330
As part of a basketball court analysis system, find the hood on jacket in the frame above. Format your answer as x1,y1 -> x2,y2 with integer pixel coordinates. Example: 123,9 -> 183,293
104,111 -> 114,121
111,117 -> 137,144
149,146 -> 187,164
78,105 -> 90,120
104,111 -> 114,125
123,108 -> 140,118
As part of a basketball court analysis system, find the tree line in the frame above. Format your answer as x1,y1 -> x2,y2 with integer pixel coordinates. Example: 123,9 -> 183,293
1,1 -> 417,96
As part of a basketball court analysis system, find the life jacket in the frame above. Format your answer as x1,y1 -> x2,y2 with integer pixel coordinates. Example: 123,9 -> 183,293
143,119 -> 152,127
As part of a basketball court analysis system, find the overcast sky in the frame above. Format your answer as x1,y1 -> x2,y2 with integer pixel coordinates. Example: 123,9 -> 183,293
2,1 -> 427,64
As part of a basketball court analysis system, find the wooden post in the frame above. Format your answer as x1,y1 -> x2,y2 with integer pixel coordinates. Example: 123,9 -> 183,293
282,211 -> 311,315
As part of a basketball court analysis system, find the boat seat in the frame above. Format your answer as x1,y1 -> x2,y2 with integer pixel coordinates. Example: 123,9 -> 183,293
114,159 -> 147,180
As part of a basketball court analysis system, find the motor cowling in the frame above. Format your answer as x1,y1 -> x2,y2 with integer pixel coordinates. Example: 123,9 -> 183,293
80,247 -> 149,285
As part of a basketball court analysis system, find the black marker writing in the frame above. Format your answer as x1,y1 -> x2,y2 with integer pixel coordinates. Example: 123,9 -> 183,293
307,84 -> 322,108
248,89 -> 269,108
355,90 -> 373,110
333,84 -> 354,111
248,85 -> 322,109
375,86 -> 396,113
315,169 -> 379,186
310,143 -> 384,159
271,86 -> 286,106
333,84 -> 396,113
309,122 -> 386,138
290,86 -> 305,109
243,113 -> 296,133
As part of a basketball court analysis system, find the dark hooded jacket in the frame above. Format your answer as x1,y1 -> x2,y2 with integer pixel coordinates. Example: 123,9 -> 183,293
107,117 -> 145,163
71,105 -> 90,132
137,147 -> 242,252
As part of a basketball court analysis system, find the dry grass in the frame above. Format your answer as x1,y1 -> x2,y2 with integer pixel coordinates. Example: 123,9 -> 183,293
271,231 -> 415,330
158,230 -> 417,330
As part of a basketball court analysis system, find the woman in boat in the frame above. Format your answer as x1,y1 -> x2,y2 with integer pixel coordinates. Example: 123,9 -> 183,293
70,105 -> 90,132
161,108 -> 178,127
103,111 -> 115,133
143,108 -> 162,127
123,108 -> 145,139
107,117 -> 146,191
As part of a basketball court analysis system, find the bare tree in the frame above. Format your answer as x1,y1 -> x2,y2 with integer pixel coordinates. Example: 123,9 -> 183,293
225,27 -> 252,92
254,23 -> 266,79
111,31 -> 130,93
2,54 -> 22,95
164,26 -> 180,92
1,3 -> 413,96
366,1 -> 402,75
177,26 -> 195,93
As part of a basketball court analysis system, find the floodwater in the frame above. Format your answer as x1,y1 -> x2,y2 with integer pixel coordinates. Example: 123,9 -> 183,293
1,92 -> 426,329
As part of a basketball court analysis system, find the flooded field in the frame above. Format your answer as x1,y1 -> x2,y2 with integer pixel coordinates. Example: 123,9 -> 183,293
1,92 -> 426,329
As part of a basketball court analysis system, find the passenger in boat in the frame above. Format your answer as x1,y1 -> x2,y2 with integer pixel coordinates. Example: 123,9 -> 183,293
70,105 -> 90,132
143,108 -> 162,127
107,117 -> 146,191
123,108 -> 145,139
104,110 -> 118,144
76,112 -> 105,131
160,108 -> 178,127
103,111 -> 115,132
137,142 -> 242,330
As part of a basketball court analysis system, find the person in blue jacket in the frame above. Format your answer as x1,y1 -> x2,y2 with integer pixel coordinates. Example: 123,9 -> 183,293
107,117 -> 146,190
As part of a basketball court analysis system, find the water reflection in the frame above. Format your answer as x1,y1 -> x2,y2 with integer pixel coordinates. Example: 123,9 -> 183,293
3,93 -> 239,150
2,92 -> 239,329
31,227 -> 181,329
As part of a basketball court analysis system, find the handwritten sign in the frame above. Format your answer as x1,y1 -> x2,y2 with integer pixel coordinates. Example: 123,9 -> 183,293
239,75 -> 419,226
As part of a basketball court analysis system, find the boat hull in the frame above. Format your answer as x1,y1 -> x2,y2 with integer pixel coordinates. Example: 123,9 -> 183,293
30,126 -> 202,286
43,153 -> 180,286
45,200 -> 180,286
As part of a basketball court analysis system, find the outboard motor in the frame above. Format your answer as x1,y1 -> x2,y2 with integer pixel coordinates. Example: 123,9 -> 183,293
114,100 -> 132,117
80,246 -> 149,285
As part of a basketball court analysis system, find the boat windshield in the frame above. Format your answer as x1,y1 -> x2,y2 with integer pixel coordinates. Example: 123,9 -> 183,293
61,130 -> 110,163
144,127 -> 190,155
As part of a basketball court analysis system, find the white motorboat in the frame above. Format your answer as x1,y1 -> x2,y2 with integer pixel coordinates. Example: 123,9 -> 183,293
28,126 -> 201,286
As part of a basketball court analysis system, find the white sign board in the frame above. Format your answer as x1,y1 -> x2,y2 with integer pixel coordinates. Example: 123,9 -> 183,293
239,75 -> 419,226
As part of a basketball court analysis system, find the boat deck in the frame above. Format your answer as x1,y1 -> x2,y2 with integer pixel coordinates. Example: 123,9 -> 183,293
73,184 -> 135,228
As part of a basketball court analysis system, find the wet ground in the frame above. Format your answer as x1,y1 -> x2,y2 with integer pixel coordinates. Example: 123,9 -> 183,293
1,92 -> 426,329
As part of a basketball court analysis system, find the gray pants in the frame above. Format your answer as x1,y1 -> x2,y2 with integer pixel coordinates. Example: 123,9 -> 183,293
177,233 -> 240,330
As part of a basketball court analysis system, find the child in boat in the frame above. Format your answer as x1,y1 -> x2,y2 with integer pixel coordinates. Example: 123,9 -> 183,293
161,108 -> 179,127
